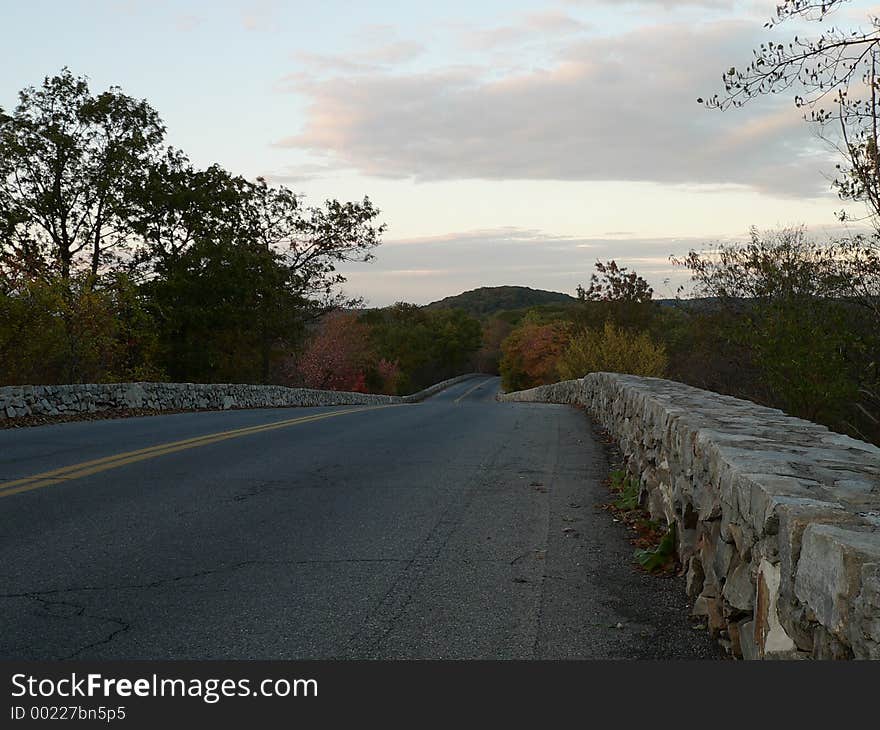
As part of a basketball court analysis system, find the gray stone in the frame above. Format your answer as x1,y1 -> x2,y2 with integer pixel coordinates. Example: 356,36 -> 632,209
795,524 -> 880,637
850,563 -> 880,659
737,619 -> 759,660
722,561 -> 754,614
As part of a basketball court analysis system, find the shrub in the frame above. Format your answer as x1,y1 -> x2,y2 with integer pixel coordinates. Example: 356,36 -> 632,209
556,322 -> 667,380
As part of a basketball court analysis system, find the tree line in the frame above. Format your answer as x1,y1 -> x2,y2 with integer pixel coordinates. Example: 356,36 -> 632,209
0,69 -> 483,391
495,233 -> 880,446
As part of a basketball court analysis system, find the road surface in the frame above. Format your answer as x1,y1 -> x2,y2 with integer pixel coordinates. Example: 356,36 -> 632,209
0,376 -> 716,659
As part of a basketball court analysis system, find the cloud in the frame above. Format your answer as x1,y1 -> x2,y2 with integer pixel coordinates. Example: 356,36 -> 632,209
462,11 -> 589,50
288,26 -> 424,74
362,40 -> 424,64
241,1 -> 277,31
340,221 -> 867,305
278,18 -> 838,198
564,0 -> 737,7
173,15 -> 202,32
338,227 -> 722,305
259,162 -> 341,185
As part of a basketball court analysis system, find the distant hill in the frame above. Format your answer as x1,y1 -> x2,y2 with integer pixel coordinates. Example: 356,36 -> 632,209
425,286 -> 578,319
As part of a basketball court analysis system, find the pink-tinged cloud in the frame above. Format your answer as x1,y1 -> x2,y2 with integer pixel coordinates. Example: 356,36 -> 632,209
276,19 -> 837,197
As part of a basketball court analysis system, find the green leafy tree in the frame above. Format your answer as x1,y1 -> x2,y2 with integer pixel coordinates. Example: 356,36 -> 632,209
675,227 -> 878,439
361,304 -> 482,393
128,150 -> 252,269
575,260 -> 658,332
0,68 -> 165,285
428,308 -> 483,376
143,235 -> 301,383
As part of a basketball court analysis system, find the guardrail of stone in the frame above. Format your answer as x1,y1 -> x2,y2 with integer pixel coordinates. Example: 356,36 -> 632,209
0,373 -> 482,421
498,373 -> 880,660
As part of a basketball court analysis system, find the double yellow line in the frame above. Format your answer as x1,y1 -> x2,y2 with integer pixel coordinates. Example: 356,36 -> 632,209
0,404 -> 397,500
453,378 -> 487,404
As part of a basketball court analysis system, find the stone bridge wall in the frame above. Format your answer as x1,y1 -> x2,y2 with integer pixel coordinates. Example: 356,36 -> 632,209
499,373 -> 880,660
0,374 -> 480,421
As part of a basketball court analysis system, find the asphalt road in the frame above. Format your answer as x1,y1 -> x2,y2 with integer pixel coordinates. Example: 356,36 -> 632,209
0,376 -> 717,659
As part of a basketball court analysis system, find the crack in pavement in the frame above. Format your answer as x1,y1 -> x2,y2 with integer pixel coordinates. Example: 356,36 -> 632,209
0,558 -> 413,601
23,594 -> 131,660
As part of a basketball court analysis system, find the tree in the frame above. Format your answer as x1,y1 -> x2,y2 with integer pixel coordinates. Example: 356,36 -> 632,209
130,163 -> 385,384
0,68 -> 165,286
362,304 -> 482,392
0,68 -> 386,387
143,233 -> 306,383
673,226 -> 845,301
428,308 -> 483,375
577,259 -> 653,303
244,179 -> 385,382
289,311 -> 373,392
700,1 -> 880,223
674,227 -> 879,440
575,259 -> 657,332
499,318 -> 571,391
128,150 -> 252,270
475,315 -> 514,374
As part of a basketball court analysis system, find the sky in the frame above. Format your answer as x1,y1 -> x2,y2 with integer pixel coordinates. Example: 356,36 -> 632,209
2,0 -> 878,304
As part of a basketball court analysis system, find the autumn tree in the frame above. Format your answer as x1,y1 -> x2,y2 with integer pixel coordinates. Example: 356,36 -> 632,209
289,312 -> 373,392
0,68 -> 164,286
499,318 -> 570,392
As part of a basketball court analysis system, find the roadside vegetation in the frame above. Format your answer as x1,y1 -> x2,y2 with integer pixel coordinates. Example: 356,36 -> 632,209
494,241 -> 880,446
601,468 -> 677,575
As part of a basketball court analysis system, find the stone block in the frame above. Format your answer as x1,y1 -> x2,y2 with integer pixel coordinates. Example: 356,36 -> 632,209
795,524 -> 880,638
755,559 -> 796,657
722,560 -> 754,614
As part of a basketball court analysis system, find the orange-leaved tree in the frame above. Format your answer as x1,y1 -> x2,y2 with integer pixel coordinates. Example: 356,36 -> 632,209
288,312 -> 373,392
499,320 -> 570,392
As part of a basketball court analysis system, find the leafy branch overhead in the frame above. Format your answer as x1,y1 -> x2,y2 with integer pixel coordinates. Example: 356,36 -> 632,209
700,0 -> 880,222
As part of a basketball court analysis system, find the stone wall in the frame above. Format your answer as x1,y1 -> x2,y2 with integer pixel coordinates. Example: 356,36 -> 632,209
0,373 -> 479,421
499,373 -> 880,660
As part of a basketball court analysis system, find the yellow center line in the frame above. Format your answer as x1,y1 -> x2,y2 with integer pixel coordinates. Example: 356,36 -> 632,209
454,379 -> 488,404
0,404 -> 400,499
